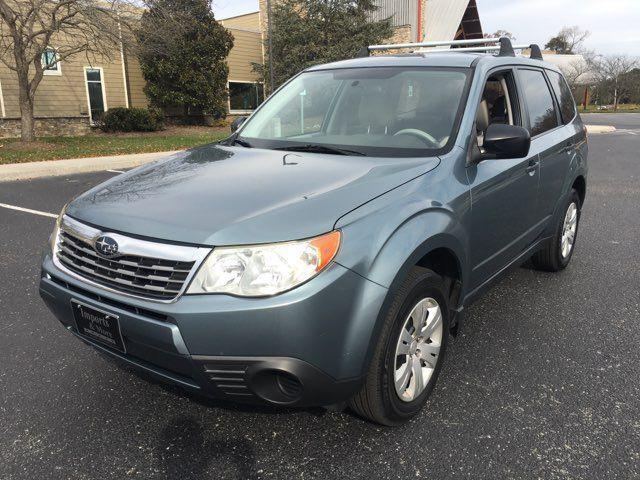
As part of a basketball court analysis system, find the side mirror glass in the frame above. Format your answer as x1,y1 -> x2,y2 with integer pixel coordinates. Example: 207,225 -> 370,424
482,124 -> 531,159
230,116 -> 247,133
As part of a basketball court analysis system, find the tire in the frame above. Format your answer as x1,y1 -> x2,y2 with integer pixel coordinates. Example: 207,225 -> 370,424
349,267 -> 450,426
531,188 -> 581,272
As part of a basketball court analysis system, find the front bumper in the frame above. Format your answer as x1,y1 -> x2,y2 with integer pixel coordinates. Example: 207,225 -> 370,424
39,253 -> 388,407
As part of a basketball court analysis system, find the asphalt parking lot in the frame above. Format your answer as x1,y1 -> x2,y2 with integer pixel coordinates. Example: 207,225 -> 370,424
1,113 -> 639,479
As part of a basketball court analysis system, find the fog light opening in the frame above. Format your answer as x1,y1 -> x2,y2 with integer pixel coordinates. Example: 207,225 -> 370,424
250,369 -> 304,405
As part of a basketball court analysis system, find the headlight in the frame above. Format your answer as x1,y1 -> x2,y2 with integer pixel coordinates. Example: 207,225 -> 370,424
187,231 -> 341,297
49,205 -> 67,254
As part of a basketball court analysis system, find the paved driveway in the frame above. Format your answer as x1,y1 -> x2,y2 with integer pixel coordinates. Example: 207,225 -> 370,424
1,114 -> 639,479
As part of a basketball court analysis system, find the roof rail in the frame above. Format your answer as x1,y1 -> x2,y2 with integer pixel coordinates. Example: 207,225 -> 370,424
529,44 -> 544,60
359,37 -> 530,58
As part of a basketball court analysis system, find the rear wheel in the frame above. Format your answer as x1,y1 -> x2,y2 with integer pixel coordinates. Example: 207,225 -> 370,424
349,267 -> 449,425
531,189 -> 581,271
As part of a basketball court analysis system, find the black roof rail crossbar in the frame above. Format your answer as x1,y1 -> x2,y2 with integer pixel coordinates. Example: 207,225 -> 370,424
359,37 -> 530,57
529,44 -> 544,60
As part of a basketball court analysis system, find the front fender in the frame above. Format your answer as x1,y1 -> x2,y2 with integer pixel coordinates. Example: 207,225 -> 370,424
338,209 -> 469,293
334,193 -> 470,378
332,153 -> 471,375
334,169 -> 470,295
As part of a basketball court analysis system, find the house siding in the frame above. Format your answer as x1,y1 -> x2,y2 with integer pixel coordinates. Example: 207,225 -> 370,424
0,14 -> 263,137
0,53 -> 142,119
125,55 -> 149,108
227,28 -> 263,81
221,12 -> 260,30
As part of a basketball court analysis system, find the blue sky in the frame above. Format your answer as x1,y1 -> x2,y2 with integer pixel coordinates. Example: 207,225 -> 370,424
212,0 -> 640,56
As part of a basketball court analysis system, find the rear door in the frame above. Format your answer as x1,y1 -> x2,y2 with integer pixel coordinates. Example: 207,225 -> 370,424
539,69 -> 580,216
516,68 -> 566,228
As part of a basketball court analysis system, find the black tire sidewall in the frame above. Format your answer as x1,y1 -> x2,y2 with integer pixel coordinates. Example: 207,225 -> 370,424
380,272 -> 449,422
556,190 -> 582,269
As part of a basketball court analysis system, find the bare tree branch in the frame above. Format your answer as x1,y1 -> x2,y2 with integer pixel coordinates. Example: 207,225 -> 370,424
589,54 -> 640,110
0,0 -> 138,140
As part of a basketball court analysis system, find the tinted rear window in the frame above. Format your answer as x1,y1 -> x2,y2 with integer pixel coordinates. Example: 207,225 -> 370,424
519,69 -> 559,136
547,70 -> 577,124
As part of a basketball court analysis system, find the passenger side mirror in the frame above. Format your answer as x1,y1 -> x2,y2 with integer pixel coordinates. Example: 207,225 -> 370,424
230,116 -> 247,133
482,124 -> 531,159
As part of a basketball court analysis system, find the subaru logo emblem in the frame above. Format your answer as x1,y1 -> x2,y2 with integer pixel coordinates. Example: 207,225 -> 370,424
94,235 -> 119,257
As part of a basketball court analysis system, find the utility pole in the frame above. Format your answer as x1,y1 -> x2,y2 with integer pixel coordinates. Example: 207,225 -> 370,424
266,0 -> 275,93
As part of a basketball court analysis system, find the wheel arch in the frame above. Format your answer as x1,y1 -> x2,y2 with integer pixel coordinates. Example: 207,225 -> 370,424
359,228 -> 468,376
572,174 -> 586,206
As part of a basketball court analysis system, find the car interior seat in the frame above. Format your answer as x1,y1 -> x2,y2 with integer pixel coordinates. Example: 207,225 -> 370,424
476,100 -> 490,146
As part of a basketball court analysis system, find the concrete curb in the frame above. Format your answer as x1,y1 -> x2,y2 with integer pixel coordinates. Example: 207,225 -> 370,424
0,150 -> 181,182
585,125 -> 616,134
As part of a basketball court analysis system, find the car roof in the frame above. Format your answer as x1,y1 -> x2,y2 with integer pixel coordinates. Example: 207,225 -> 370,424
307,52 -> 563,73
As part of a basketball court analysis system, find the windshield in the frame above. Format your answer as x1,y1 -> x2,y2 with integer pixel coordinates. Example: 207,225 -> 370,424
238,67 -> 471,157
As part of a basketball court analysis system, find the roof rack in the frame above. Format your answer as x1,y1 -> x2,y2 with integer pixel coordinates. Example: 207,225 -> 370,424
528,44 -> 544,60
358,37 -> 543,60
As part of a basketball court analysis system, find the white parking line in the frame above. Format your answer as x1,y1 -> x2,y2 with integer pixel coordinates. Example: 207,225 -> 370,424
0,202 -> 57,219
106,169 -> 125,174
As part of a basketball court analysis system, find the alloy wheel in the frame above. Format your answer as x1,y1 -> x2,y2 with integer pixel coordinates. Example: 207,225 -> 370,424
561,202 -> 578,258
393,297 -> 443,402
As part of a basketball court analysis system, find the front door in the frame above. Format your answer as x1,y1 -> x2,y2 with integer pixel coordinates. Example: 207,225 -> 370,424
466,69 -> 541,290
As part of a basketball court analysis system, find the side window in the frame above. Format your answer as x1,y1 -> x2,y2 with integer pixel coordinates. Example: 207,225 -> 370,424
519,69 -> 559,136
41,47 -> 61,75
229,82 -> 264,113
475,70 -> 519,146
547,70 -> 577,124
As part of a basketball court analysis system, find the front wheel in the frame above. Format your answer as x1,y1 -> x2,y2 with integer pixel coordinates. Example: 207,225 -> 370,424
349,267 -> 449,425
531,188 -> 581,271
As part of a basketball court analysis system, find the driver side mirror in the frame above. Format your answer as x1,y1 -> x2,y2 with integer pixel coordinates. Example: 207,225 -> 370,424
230,116 -> 247,133
482,124 -> 531,159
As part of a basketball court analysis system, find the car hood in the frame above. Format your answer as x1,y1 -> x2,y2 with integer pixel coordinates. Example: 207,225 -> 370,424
66,144 -> 440,246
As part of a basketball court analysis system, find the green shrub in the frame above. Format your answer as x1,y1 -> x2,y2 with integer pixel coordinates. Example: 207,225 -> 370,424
99,107 -> 164,132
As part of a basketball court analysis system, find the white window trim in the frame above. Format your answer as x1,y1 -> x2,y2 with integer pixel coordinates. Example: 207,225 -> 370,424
42,48 -> 62,76
84,66 -> 108,124
118,24 -> 129,108
0,79 -> 6,117
228,80 -> 265,114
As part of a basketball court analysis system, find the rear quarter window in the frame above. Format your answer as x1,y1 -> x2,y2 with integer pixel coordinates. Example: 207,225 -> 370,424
518,69 -> 559,136
547,70 -> 577,124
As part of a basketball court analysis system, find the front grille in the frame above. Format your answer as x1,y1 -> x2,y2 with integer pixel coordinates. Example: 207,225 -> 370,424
47,274 -> 169,322
56,229 -> 196,301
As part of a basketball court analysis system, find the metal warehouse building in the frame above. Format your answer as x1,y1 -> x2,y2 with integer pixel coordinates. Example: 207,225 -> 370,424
369,0 -> 484,44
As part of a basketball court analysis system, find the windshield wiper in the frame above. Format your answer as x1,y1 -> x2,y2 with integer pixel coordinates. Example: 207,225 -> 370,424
278,144 -> 366,156
220,133 -> 253,148
231,137 -> 253,148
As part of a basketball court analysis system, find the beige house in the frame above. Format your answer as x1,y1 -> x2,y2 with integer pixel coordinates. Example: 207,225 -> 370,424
0,12 -> 264,138
220,12 -> 264,115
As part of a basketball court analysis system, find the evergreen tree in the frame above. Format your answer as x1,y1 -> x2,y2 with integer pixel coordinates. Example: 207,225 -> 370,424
258,0 -> 393,91
137,0 -> 233,119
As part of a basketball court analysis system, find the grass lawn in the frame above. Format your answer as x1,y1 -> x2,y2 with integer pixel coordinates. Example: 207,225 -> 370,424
580,103 -> 640,114
0,126 -> 229,165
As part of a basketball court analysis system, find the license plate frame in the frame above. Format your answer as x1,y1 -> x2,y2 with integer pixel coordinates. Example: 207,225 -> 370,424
71,299 -> 126,354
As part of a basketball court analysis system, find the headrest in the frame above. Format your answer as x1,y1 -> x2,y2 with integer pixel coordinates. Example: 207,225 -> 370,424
476,100 -> 489,132
491,96 -> 506,114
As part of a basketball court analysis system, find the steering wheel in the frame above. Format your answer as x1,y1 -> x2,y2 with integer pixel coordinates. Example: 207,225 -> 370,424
393,128 -> 439,147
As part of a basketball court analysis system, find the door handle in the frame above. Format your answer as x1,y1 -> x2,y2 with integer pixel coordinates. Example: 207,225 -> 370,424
526,158 -> 539,175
